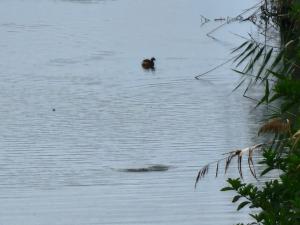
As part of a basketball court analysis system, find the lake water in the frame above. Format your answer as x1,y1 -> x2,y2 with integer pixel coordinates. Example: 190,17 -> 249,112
0,0 -> 264,224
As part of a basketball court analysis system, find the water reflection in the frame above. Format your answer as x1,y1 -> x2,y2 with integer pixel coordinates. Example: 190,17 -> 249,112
58,0 -> 114,3
0,0 -> 261,224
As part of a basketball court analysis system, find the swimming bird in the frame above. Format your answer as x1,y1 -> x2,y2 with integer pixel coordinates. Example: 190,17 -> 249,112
142,57 -> 156,69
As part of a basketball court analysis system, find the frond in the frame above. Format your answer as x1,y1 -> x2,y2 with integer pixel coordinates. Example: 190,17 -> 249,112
195,144 -> 264,188
258,118 -> 290,135
195,164 -> 209,188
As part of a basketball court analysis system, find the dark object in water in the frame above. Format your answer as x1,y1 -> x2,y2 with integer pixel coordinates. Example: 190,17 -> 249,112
214,18 -> 226,21
120,164 -> 169,173
142,57 -> 156,69
52,108 -> 56,111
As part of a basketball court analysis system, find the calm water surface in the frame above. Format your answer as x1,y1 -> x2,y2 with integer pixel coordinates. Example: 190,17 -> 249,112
0,0 -> 263,224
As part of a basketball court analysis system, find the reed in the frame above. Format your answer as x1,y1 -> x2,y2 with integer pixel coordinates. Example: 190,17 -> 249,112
195,1 -> 300,224
195,144 -> 264,188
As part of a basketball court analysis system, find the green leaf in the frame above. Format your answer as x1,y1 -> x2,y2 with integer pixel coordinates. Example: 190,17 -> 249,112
244,45 -> 265,73
267,70 -> 287,80
233,42 -> 255,63
231,41 -> 249,53
232,68 -> 246,75
268,93 -> 281,103
236,45 -> 258,67
255,79 -> 270,107
269,49 -> 284,71
232,78 -> 246,92
261,167 -> 273,176
232,195 -> 242,203
220,187 -> 234,191
237,201 -> 250,211
256,48 -> 274,81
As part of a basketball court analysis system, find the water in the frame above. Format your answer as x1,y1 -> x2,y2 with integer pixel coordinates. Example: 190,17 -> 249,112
0,0 -> 264,224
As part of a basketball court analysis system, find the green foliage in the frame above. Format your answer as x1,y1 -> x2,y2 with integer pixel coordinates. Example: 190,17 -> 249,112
290,2 -> 300,19
274,79 -> 300,102
223,148 -> 300,225
225,1 -> 300,225
233,41 -> 269,78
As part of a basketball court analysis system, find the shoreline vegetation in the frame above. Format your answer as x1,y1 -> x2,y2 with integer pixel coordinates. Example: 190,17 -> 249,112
195,1 -> 300,224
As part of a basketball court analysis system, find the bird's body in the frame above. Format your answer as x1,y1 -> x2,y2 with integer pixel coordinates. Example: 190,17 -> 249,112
142,57 -> 156,69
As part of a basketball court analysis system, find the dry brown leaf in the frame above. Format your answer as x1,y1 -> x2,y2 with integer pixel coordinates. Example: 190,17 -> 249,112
292,130 -> 300,149
258,118 -> 290,136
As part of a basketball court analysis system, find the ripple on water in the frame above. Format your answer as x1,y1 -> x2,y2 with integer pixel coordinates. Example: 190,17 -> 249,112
0,0 -> 260,224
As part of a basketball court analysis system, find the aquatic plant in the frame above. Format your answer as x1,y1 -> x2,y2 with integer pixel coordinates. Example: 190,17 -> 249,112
196,122 -> 300,225
195,143 -> 264,188
195,1 -> 300,224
